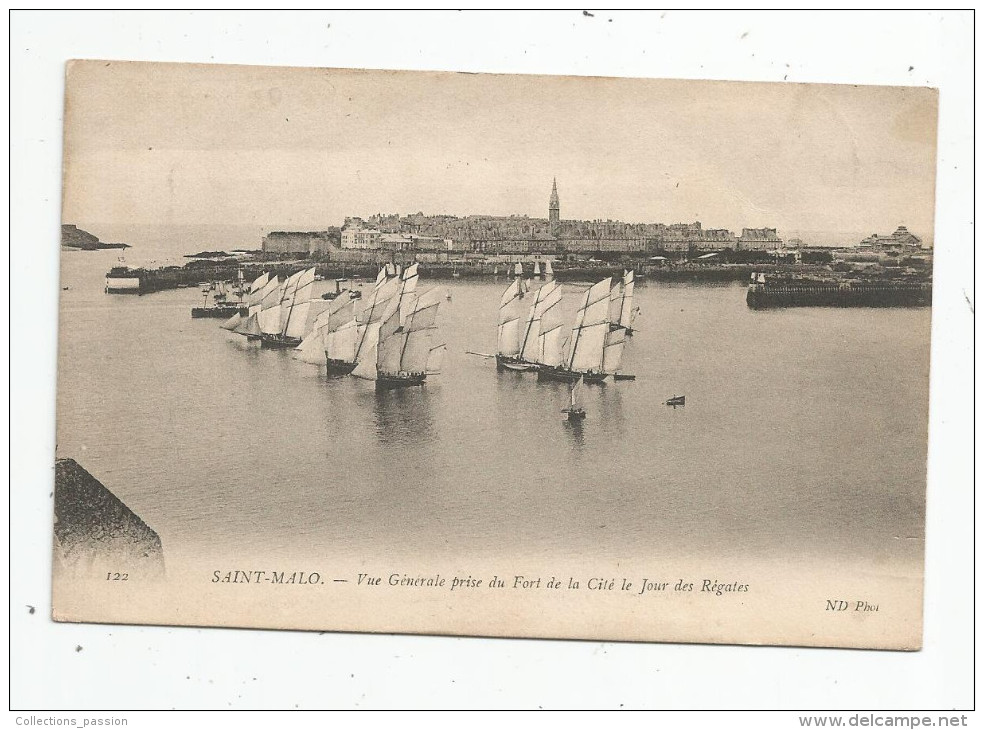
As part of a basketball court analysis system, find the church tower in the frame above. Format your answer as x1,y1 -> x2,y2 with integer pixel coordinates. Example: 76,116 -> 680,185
549,177 -> 560,230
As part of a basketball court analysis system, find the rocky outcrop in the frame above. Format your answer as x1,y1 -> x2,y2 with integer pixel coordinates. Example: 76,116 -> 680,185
61,224 -> 129,250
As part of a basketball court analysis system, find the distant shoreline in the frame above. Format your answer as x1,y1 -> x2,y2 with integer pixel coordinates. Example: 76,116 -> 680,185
61,242 -> 130,251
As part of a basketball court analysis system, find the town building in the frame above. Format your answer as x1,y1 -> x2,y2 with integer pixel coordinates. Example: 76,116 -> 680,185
858,226 -> 922,251
340,223 -> 382,250
737,228 -> 783,251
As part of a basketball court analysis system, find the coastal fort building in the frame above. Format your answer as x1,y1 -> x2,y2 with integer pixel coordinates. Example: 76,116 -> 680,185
262,230 -> 338,256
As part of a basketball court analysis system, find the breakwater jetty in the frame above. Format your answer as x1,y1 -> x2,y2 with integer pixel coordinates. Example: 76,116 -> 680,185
746,275 -> 932,309
108,259 -> 785,294
53,458 -> 164,579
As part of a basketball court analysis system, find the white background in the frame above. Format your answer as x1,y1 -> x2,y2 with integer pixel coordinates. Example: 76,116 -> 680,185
7,9 -> 975,715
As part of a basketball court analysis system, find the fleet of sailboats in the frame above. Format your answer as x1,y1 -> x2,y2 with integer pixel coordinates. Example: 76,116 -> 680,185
215,262 -> 639,404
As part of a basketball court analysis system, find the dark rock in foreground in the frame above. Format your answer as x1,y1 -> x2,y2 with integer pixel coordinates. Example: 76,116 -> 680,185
53,458 -> 164,579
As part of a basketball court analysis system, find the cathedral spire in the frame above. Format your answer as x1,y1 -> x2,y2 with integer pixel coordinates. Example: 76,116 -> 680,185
549,177 -> 560,229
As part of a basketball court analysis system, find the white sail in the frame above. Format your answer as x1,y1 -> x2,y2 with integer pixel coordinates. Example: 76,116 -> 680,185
294,327 -> 327,364
234,312 -> 262,337
329,299 -> 355,330
519,317 -> 542,363
537,324 -> 567,367
570,376 -> 581,409
325,319 -> 359,364
609,281 -> 624,325
376,306 -> 405,375
247,272 -> 269,313
283,268 -> 316,338
544,260 -> 554,276
497,318 -> 522,357
358,275 -> 401,325
519,280 -> 560,362
426,344 -> 446,374
301,296 -> 332,336
569,321 -> 608,372
284,300 -> 311,339
496,278 -> 524,357
278,269 -> 306,332
351,322 -> 382,380
583,277 -> 613,326
401,302 -> 440,373
499,278 -> 521,312
298,306 -> 336,353
619,270 -> 635,328
602,326 -> 627,374
220,312 -> 242,331
259,275 -> 282,310
565,277 -> 612,371
533,261 -> 541,276
398,262 -> 419,325
322,297 -> 355,334
377,297 -> 440,376
258,304 -> 282,335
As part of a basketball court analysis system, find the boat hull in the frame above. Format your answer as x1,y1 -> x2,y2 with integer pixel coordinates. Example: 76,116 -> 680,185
259,335 -> 302,349
537,366 -> 616,385
325,358 -> 357,375
496,355 -> 537,372
538,366 -> 609,384
375,372 -> 428,390
537,366 -> 580,383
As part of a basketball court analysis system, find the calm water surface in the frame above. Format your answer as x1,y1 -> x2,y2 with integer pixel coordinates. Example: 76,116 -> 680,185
56,248 -> 931,572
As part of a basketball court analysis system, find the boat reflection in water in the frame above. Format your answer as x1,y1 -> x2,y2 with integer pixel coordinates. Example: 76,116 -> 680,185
563,414 -> 585,452
367,386 -> 436,448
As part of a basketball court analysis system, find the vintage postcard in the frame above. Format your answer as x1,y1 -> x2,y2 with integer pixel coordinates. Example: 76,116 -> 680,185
54,61 -> 936,649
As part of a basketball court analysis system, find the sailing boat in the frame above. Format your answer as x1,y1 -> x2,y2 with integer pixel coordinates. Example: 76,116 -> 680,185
544,259 -> 554,278
223,271 -> 265,331
495,277 -> 526,370
368,288 -> 445,389
232,272 -> 276,339
332,265 -> 403,375
533,261 -> 542,277
538,277 -> 613,384
561,376 -> 587,421
611,269 -> 638,335
261,267 -> 316,348
500,280 -> 562,372
294,295 -> 354,365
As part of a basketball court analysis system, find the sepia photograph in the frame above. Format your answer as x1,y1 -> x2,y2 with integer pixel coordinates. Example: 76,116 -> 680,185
54,60 -> 936,650
10,9 -> 973,714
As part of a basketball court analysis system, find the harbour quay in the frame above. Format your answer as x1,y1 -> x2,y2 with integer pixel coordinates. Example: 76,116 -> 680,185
746,275 -> 933,309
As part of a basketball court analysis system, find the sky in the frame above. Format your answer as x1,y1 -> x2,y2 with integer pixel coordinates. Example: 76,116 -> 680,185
62,61 -> 939,244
